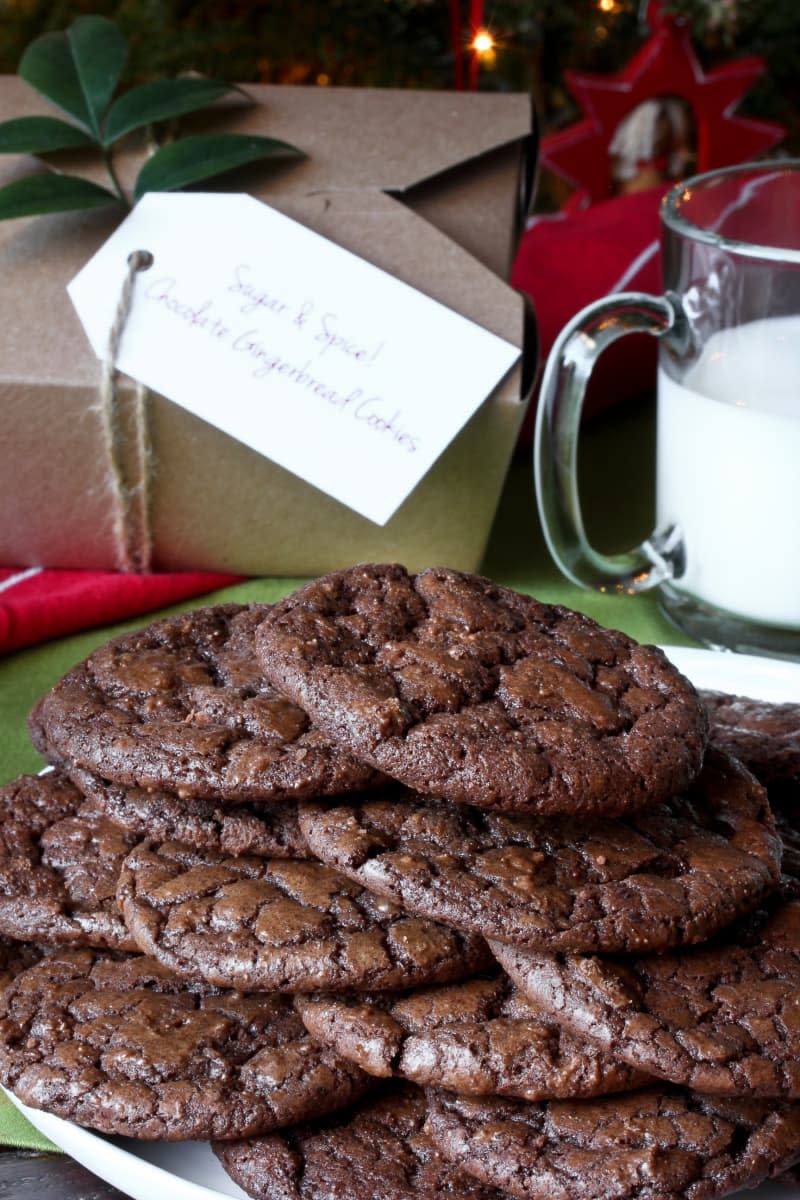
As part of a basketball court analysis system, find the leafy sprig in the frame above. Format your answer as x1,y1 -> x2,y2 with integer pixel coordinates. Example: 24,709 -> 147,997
0,15 -> 301,220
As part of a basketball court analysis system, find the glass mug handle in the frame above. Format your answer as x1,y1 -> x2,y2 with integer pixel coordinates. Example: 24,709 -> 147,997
534,290 -> 686,595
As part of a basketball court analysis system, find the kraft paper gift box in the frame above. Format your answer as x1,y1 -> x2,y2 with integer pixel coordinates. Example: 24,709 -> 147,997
0,80 -> 537,575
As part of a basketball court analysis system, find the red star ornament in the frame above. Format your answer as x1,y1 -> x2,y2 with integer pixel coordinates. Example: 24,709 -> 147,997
542,3 -> 784,208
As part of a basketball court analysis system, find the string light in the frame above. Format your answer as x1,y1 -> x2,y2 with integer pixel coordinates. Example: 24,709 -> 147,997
471,29 -> 495,55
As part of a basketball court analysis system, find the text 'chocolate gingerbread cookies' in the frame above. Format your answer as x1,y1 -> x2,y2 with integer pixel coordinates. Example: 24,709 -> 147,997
299,748 -> 779,955
30,605 -> 381,804
294,973 -> 649,1100
256,565 -> 707,815
493,897 -> 800,1098
213,1084 -> 505,1200
424,1087 -> 800,1200
0,950 -> 372,1141
118,841 -> 491,993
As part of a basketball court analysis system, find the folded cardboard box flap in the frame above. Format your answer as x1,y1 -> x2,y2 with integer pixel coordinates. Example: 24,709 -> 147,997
0,78 -> 535,278
0,81 -> 536,575
0,79 -> 532,191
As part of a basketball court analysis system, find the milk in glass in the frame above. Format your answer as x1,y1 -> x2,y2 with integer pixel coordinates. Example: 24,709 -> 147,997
657,315 -> 800,627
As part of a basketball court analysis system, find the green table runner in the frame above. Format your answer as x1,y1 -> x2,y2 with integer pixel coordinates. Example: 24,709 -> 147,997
0,397 -> 695,1151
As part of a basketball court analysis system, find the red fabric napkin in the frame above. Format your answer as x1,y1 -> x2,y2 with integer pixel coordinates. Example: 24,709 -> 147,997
512,184 -> 670,445
0,566 -> 243,655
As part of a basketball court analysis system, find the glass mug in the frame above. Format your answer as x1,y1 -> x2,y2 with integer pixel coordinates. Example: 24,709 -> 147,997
535,160 -> 800,659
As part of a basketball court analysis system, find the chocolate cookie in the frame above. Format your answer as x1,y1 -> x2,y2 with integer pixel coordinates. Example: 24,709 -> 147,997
71,766 -> 310,860
493,898 -> 800,1097
295,973 -> 649,1100
118,841 -> 491,993
299,748 -> 779,955
0,949 -> 372,1140
0,772 -> 138,950
30,605 -> 381,803
213,1084 -> 504,1200
772,787 -> 800,883
0,941 -> 40,994
256,565 -> 707,815
424,1086 -> 800,1200
703,691 -> 800,784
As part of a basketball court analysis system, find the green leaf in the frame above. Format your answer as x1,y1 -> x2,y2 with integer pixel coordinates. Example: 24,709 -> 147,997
68,17 -> 128,137
19,31 -> 93,131
134,133 -> 302,200
0,115 -> 95,154
19,18 -> 127,139
0,173 -> 119,219
104,78 -> 234,145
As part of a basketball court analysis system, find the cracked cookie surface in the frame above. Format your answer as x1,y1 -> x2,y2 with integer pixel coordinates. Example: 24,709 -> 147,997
295,973 -> 649,1099
0,949 -> 372,1140
0,772 -> 138,950
256,565 -> 706,814
118,841 -> 491,993
30,605 -> 381,803
214,1083 -> 504,1200
72,765 -> 310,860
424,1086 -> 800,1200
298,748 -> 779,954
774,791 -> 800,883
703,691 -> 800,785
0,940 -> 40,995
493,898 -> 800,1097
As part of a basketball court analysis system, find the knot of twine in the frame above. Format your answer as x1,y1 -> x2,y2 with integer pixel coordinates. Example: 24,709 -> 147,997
97,249 -> 154,574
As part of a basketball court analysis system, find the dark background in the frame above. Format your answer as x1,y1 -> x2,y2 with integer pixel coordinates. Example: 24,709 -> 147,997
0,0 -> 797,161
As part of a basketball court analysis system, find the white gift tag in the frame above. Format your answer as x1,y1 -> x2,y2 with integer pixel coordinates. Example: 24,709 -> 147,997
68,193 -> 520,525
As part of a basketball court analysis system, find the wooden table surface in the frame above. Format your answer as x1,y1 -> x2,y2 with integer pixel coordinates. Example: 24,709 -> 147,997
0,1149 -> 126,1198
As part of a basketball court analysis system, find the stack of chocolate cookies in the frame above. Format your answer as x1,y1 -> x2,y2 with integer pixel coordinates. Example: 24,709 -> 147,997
0,564 -> 798,1200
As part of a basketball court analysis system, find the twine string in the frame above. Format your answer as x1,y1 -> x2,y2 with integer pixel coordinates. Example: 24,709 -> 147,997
97,249 -> 154,573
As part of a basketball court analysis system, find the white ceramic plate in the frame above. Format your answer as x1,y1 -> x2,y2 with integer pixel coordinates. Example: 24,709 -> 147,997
5,645 -> 800,1200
